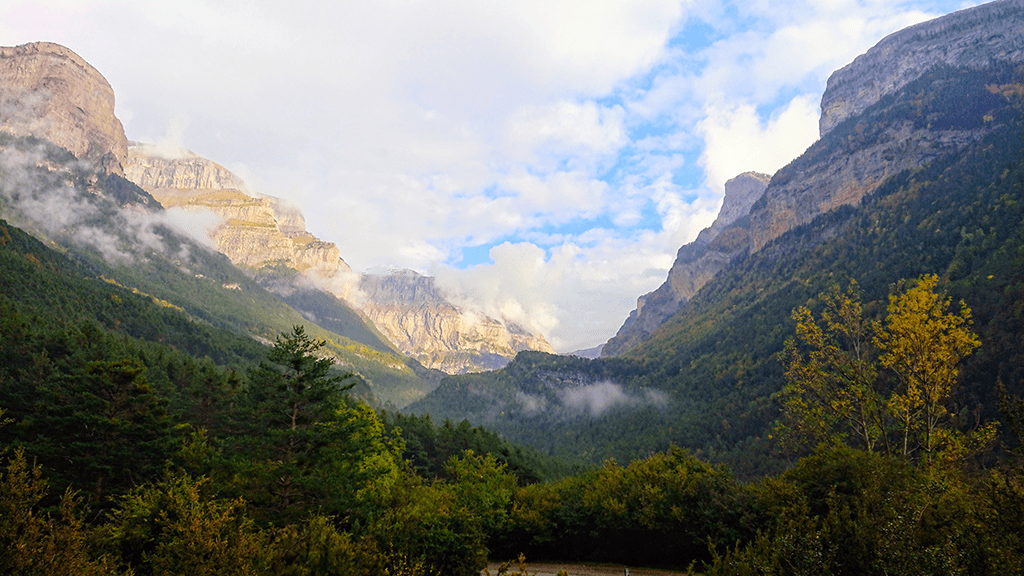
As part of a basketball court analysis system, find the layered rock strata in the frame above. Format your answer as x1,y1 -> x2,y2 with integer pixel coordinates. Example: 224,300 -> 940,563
603,172 -> 770,357
124,143 -> 349,279
757,0 -> 1024,253
0,42 -> 128,175
360,269 -> 555,374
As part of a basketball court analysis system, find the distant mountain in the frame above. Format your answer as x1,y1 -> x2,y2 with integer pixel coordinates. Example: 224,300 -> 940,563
408,0 -> 1024,473
124,144 -> 354,282
567,343 -> 604,359
603,171 -> 770,357
359,268 -> 555,374
125,143 -> 556,376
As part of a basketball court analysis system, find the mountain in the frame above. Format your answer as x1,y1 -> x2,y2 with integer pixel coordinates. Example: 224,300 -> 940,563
603,171 -> 770,357
125,143 -> 555,376
359,268 -> 555,374
0,41 -> 436,408
607,0 -> 1024,357
0,41 -> 128,175
409,0 -> 1024,473
124,144 -> 353,282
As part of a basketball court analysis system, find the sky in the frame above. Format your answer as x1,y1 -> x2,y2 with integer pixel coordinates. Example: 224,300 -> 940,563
1,0 -> 980,352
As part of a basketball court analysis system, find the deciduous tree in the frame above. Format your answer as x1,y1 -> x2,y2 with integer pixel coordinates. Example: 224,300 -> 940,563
779,275 -> 985,459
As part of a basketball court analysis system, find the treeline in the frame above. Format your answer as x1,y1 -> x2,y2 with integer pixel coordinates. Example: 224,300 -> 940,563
0,315 -> 521,575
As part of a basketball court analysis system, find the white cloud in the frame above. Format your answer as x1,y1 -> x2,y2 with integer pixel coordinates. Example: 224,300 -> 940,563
559,380 -> 669,417
698,94 -> 821,193
160,207 -> 225,249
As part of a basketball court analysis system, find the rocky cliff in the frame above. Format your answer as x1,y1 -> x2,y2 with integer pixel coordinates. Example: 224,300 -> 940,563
820,0 -> 1024,136
126,145 -> 555,373
124,143 -> 349,279
603,172 -> 770,357
749,0 -> 1024,254
0,42 -> 128,175
360,269 -> 555,374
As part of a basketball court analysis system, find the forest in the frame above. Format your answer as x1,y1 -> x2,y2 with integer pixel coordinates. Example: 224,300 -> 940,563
2,209 -> 1024,574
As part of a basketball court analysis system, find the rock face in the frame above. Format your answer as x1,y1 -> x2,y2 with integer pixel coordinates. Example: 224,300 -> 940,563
124,143 -> 350,279
749,0 -> 1024,253
748,113 -> 991,252
820,0 -> 1024,136
605,0 -> 1024,357
0,42 -> 128,175
603,172 -> 770,357
360,269 -> 555,374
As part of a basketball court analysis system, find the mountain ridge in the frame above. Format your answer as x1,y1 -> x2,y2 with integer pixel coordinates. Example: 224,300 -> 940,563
124,141 -> 555,376
604,0 -> 1024,357
603,171 -> 770,357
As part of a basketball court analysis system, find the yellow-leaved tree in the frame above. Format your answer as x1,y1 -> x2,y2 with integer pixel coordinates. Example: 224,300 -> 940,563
875,274 -> 981,456
778,274 -> 991,460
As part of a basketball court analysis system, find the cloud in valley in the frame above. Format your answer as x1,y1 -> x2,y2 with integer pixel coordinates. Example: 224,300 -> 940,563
0,0 -> 979,351
516,380 -> 670,418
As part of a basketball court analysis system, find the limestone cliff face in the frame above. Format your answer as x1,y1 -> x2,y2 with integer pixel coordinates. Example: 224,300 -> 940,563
0,42 -> 128,175
603,172 -> 770,357
748,119 -> 989,252
820,0 -> 1024,136
124,144 -> 349,279
360,269 -> 555,374
750,0 -> 1024,253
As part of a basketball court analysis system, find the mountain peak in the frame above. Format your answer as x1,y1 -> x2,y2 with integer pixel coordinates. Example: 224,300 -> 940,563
0,41 -> 128,175
602,170 -> 771,357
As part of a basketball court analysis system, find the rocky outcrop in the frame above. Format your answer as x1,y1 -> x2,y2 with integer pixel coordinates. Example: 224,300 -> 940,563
0,42 -> 128,175
124,143 -> 350,279
360,269 -> 556,374
751,0 -> 1024,252
748,114 -> 990,252
603,172 -> 770,357
820,0 -> 1024,135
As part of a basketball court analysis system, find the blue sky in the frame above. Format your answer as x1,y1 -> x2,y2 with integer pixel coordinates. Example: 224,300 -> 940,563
1,0 -> 980,351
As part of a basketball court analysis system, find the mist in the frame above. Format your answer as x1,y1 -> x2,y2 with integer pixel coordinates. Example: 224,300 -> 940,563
0,138 -> 223,267
517,380 -> 670,418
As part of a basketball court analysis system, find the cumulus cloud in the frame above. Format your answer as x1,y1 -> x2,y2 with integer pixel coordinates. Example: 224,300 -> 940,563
698,94 -> 821,193
433,242 -> 561,339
